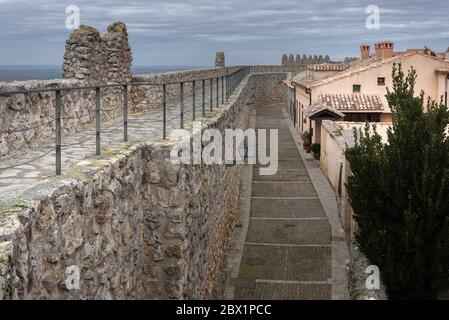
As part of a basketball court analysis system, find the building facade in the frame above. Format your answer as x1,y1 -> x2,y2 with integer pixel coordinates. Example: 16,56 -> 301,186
286,42 -> 449,144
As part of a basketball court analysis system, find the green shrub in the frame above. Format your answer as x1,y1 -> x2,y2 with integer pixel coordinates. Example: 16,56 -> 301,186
345,63 -> 449,299
302,131 -> 312,145
311,143 -> 320,159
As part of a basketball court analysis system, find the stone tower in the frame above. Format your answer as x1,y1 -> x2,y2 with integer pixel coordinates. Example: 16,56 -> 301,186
215,51 -> 225,67
282,54 -> 288,66
288,54 -> 295,65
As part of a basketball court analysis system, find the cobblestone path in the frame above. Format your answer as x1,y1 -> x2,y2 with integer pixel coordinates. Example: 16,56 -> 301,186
232,104 -> 333,299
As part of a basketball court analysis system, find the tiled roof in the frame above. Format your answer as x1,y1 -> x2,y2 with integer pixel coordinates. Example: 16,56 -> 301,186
307,63 -> 348,71
295,51 -> 415,88
303,93 -> 384,119
303,104 -> 345,118
319,94 -> 384,112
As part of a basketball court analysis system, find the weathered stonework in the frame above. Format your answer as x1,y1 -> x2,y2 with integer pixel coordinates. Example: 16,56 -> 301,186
215,52 -> 225,68
103,22 -> 133,83
0,72 -> 269,300
129,67 -> 240,112
250,73 -> 287,106
62,22 -> 132,84
63,25 -> 107,84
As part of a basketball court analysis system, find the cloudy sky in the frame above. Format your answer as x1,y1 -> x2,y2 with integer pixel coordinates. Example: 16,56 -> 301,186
0,0 -> 448,66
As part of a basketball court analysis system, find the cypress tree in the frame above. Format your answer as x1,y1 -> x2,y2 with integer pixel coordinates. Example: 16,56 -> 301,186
346,63 -> 449,299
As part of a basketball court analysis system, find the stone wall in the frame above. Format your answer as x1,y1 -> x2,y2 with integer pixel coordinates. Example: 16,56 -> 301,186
129,67 -> 235,111
0,22 -> 133,160
250,72 -> 288,107
249,65 -> 305,76
62,22 -> 132,84
0,79 -> 91,159
0,72 -> 272,300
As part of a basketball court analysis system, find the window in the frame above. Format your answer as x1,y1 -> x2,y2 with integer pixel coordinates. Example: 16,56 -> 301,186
353,84 -> 361,93
378,77 -> 385,86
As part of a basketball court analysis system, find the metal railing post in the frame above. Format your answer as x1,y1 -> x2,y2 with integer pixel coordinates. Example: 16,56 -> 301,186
55,90 -> 62,175
123,85 -> 128,142
95,87 -> 101,155
216,78 -> 219,107
230,74 -> 233,97
226,75 -> 229,100
192,80 -> 196,121
180,82 -> 184,128
221,76 -> 224,104
210,78 -> 213,111
202,79 -> 205,116
163,84 -> 167,139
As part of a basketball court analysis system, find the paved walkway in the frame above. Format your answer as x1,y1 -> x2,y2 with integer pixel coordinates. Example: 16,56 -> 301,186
229,104 -> 334,299
0,83 -> 225,209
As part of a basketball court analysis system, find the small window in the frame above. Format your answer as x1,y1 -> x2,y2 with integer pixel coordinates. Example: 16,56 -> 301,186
378,77 -> 385,86
353,84 -> 361,93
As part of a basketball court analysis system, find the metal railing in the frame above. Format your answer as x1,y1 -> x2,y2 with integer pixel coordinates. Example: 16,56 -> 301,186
0,67 -> 249,175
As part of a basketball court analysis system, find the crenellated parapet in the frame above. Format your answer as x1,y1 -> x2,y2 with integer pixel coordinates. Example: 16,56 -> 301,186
281,53 -> 331,65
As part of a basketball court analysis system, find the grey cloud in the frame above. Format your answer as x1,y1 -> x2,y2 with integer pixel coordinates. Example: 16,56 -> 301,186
0,0 -> 447,66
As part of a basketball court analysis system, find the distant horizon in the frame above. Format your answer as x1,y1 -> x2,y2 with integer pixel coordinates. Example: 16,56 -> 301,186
0,65 -> 212,82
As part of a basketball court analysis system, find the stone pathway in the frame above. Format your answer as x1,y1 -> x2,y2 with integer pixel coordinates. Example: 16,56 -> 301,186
0,83 -> 226,209
230,103 -> 333,300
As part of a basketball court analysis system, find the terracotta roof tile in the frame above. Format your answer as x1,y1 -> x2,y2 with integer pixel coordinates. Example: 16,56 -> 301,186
307,63 -> 348,71
319,94 -> 384,112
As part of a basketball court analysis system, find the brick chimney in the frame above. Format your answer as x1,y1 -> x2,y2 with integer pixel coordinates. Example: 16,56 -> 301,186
360,45 -> 370,60
375,42 -> 394,59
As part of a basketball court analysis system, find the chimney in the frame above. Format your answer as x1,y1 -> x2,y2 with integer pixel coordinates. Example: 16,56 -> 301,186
445,47 -> 449,61
360,45 -> 370,60
375,42 -> 394,59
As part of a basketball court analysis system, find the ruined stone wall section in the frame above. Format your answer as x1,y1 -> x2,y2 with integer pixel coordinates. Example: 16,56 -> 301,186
0,72 -> 282,300
129,67 -> 241,112
0,79 -> 96,159
103,22 -> 133,83
62,22 -> 132,85
62,25 -> 107,84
